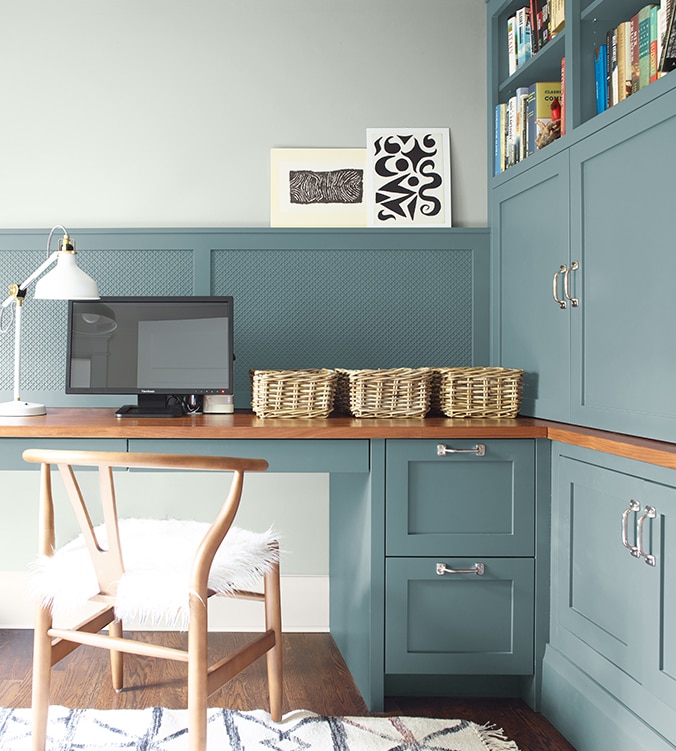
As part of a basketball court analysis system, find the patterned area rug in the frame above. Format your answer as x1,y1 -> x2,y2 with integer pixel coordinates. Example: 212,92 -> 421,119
0,706 -> 521,750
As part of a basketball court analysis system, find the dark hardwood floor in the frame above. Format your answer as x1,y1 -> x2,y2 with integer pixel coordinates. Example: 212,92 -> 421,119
0,630 -> 574,750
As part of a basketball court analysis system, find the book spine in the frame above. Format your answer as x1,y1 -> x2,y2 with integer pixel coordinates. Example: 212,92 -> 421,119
516,86 -> 529,162
516,7 -> 532,68
609,28 -> 618,106
560,55 -> 566,136
660,0 -> 676,71
550,0 -> 565,34
650,5 -> 659,81
594,45 -> 609,114
639,5 -> 655,89
529,0 -> 540,53
631,13 -> 641,92
540,1 -> 550,48
507,16 -> 518,75
617,23 -> 627,101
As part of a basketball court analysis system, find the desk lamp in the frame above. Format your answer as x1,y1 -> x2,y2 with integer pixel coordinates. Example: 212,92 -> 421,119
0,225 -> 100,417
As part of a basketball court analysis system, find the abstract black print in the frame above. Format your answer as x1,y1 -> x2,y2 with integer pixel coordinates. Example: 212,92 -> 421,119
270,148 -> 367,227
367,129 -> 451,227
289,169 -> 364,205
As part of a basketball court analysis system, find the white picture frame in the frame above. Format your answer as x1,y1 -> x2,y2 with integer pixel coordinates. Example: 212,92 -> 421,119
366,128 -> 452,227
270,148 -> 367,227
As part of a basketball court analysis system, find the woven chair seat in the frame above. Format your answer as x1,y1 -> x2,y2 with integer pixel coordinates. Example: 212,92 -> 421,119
30,519 -> 279,630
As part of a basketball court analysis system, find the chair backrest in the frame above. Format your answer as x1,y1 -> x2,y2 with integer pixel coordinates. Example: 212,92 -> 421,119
22,449 -> 269,598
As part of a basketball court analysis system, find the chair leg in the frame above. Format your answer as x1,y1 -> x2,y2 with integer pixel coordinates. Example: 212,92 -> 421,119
264,559 -> 283,722
109,618 -> 124,691
31,605 -> 53,751
188,593 -> 209,751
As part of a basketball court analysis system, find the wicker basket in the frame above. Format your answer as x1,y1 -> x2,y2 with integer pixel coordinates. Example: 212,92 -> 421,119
335,367 -> 433,418
435,367 -> 523,418
251,369 -> 337,418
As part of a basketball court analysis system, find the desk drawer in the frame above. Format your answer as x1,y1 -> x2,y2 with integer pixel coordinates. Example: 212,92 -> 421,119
386,439 -> 535,556
129,438 -> 369,473
385,556 -> 534,675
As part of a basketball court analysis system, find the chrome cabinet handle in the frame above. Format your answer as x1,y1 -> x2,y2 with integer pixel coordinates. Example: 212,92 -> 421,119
437,443 -> 485,457
621,499 -> 641,555
636,505 -> 657,567
436,562 -> 485,576
553,264 -> 567,309
564,261 -> 580,307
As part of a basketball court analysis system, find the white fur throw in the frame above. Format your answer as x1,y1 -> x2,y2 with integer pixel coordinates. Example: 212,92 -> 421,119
29,519 -> 279,630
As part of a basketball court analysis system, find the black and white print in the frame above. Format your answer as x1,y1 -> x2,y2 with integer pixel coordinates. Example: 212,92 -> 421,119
367,128 -> 452,227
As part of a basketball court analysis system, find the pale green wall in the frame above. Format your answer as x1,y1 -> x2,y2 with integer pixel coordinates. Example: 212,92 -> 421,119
0,0 -> 486,228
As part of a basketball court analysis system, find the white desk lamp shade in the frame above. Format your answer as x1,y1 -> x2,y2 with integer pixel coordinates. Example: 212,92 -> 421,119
0,227 -> 101,417
33,252 -> 99,300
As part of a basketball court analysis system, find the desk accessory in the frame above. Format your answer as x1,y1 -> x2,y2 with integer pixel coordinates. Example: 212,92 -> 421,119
0,225 -> 100,417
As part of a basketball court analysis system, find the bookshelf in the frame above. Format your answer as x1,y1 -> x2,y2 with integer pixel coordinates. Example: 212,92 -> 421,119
489,0 -> 676,179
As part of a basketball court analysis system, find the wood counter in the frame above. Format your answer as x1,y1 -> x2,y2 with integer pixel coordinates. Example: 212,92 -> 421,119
0,408 -> 675,469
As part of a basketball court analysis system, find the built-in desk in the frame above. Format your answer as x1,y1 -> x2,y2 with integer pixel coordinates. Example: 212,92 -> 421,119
2,408 -> 675,711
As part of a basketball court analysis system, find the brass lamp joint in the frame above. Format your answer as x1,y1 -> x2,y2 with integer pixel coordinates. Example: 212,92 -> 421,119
8,284 -> 27,306
58,235 -> 77,253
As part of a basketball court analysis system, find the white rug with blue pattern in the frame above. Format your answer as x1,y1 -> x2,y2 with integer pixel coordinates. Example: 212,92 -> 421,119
0,707 -> 521,750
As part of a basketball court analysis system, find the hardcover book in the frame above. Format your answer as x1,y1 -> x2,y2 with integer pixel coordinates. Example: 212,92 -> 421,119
526,81 -> 562,154
660,0 -> 676,70
594,45 -> 609,113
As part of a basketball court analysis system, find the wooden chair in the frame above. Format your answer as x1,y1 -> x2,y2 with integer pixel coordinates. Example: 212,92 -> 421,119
23,448 -> 282,751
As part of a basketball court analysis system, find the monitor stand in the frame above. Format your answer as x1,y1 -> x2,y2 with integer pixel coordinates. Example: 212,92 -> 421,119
115,394 -> 183,418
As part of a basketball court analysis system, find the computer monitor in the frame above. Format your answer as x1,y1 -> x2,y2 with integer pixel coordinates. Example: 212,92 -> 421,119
66,296 -> 234,417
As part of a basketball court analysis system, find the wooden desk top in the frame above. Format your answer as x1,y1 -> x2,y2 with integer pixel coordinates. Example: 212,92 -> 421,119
0,408 -> 675,469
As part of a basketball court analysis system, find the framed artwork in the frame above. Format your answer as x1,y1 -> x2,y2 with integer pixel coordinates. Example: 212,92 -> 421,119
270,148 -> 367,227
366,128 -> 452,227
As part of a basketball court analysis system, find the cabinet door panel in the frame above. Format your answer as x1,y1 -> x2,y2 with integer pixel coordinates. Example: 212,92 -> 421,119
492,154 -> 570,421
570,88 -> 676,442
386,439 -> 534,557
386,556 -> 534,675
553,453 -> 653,677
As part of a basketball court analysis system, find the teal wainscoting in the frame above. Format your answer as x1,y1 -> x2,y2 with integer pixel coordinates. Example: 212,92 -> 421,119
0,228 -> 489,410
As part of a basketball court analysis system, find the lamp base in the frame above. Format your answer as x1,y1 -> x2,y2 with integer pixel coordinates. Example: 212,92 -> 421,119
0,400 -> 47,417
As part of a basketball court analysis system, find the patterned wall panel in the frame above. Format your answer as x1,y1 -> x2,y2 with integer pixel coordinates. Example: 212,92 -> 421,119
212,247 -> 474,407
0,229 -> 488,408
0,246 -> 194,394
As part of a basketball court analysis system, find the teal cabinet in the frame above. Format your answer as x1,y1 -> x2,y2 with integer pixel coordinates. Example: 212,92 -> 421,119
386,439 -> 535,556
543,443 -> 676,751
386,556 -> 534,675
492,153 -> 571,421
384,439 -> 536,679
569,87 -> 676,443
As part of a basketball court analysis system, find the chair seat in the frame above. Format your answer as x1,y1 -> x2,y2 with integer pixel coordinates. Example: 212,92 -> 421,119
29,519 -> 279,629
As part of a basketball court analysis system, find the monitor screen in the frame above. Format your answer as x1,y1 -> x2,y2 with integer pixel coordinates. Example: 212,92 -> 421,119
66,296 -> 233,417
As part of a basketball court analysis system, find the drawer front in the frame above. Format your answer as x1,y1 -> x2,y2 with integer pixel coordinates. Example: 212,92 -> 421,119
386,556 -> 534,675
386,439 -> 535,556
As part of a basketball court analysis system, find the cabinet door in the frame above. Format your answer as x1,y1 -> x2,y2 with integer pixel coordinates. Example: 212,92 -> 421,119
386,556 -> 534,675
386,439 -> 534,557
552,452 -> 652,678
569,87 -> 676,443
492,153 -> 571,421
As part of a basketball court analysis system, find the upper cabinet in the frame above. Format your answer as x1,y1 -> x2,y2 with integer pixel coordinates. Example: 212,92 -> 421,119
488,0 -> 676,182
489,0 -> 676,443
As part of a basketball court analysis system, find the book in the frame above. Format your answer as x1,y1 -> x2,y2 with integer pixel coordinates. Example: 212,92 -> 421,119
539,1 -> 551,49
507,15 -> 518,75
594,44 -> 609,113
616,21 -> 632,101
516,7 -> 532,68
560,56 -> 566,135
506,95 -> 518,167
659,0 -> 676,70
526,81 -> 562,153
529,0 -> 540,53
516,86 -> 529,162
608,28 -> 618,106
658,0 -> 673,72
639,5 -> 658,89
651,5 -> 659,81
631,12 -> 641,92
495,103 -> 507,175
550,0 -> 565,35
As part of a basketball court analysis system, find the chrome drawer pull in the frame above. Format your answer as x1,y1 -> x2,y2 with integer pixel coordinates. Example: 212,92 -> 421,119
564,260 -> 580,307
636,505 -> 657,567
437,443 -> 485,457
436,562 -> 485,576
621,499 -> 641,555
553,264 -> 567,309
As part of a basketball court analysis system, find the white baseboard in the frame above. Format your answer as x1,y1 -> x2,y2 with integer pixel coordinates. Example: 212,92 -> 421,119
0,572 -> 329,632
